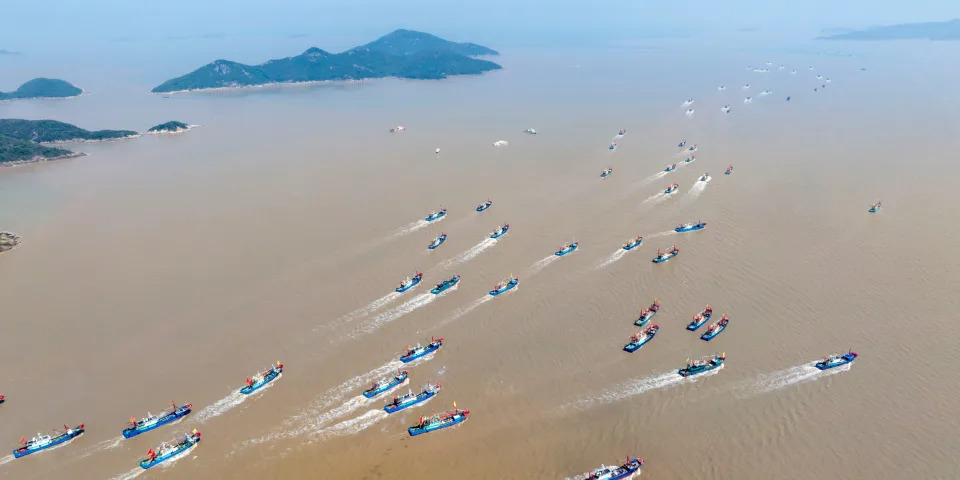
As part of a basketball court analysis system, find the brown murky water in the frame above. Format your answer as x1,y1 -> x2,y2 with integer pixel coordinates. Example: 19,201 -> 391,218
1,41 -> 959,479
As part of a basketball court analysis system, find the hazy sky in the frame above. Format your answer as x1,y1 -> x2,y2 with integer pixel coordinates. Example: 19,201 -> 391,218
2,0 -> 957,51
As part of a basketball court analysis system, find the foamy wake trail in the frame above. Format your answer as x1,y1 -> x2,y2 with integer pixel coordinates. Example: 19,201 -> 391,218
439,295 -> 495,327
645,230 -> 676,239
109,467 -> 145,480
643,192 -> 666,204
684,177 -> 710,201
561,367 -> 722,412
76,436 -> 124,460
313,409 -> 389,440
440,238 -> 497,268
352,294 -> 435,336
0,454 -> 13,466
527,254 -> 559,276
596,249 -> 627,269
736,362 -> 851,397
387,219 -> 430,239
193,376 -> 281,423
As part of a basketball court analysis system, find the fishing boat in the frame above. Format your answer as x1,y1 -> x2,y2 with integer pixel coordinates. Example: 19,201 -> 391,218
489,276 -> 519,296
239,361 -> 283,395
363,370 -> 410,399
664,163 -> 677,172
523,128 -> 538,135
430,274 -> 459,294
688,144 -> 698,152
699,172 -> 710,182
139,430 -> 201,469
384,383 -> 440,413
601,168 -> 614,178
624,325 -> 660,353
664,183 -> 679,194
389,125 -> 405,133
608,143 -> 617,151
400,337 -> 443,363
427,233 -> 447,250
786,96 -> 791,101
685,108 -> 695,115
122,401 -> 193,438
396,272 -> 423,293
555,241 -> 579,256
408,406 -> 469,436
634,298 -> 660,326
652,246 -> 679,263
869,201 -> 881,213
725,164 -> 733,175
700,314 -> 730,341
476,199 -> 493,212
686,305 -> 713,331
678,353 -> 725,377
718,85 -> 726,90
490,223 -> 510,239
13,424 -> 85,458
622,235 -> 643,251
582,456 -> 643,479
618,129 -> 626,136
684,156 -> 695,163
675,221 -> 706,233
678,140 -> 687,148
815,351 -> 858,370
0,394 -> 4,405
424,208 -> 447,222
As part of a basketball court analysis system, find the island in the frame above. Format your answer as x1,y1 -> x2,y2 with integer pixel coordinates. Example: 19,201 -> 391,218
819,19 -> 960,41
152,29 -> 501,93
0,232 -> 22,253
0,119 -> 137,143
0,134 -> 77,165
147,121 -> 193,134
0,78 -> 83,100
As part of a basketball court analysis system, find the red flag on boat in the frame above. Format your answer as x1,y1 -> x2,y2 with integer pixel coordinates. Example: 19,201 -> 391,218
130,415 -> 136,425
18,436 -> 25,444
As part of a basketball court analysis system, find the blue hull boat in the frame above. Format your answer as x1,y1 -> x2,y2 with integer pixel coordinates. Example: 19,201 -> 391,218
634,299 -> 660,327
609,144 -> 616,151
555,242 -> 579,256
652,248 -> 679,263
13,425 -> 85,458
869,202 -> 881,213
430,275 -> 459,294
427,234 -> 447,250
601,169 -> 613,178
664,164 -> 677,172
424,209 -> 447,222
240,363 -> 283,395
664,184 -> 679,194
476,201 -> 492,212
408,409 -> 469,436
815,352 -> 858,370
400,338 -> 443,363
624,326 -> 659,353
582,458 -> 643,480
363,371 -> 409,399
396,273 -> 423,293
622,237 -> 643,251
139,431 -> 200,469
678,354 -> 725,377
700,315 -> 729,341
489,277 -> 518,296
684,156 -> 695,163
725,165 -> 733,175
384,384 -> 440,413
490,224 -> 509,239
686,307 -> 713,331
675,222 -> 706,233
123,403 -> 193,439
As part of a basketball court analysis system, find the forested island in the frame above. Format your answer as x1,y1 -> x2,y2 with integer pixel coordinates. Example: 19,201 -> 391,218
0,119 -> 137,165
0,78 -> 83,100
152,29 -> 501,93
820,19 -> 960,41
0,232 -> 21,253
147,121 -> 193,134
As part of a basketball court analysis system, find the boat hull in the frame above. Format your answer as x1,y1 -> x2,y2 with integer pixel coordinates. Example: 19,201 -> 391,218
122,407 -> 192,438
622,240 -> 643,251
13,428 -> 84,458
408,414 -> 468,436
652,252 -> 678,263
815,354 -> 857,370
675,224 -> 706,233
686,312 -> 712,331
239,369 -> 282,395
384,389 -> 437,413
555,244 -> 579,256
139,438 -> 199,469
490,226 -> 509,239
400,344 -> 442,363
395,277 -> 422,293
489,279 -> 518,296
430,277 -> 459,294
624,332 -> 657,352
634,310 -> 657,327
476,203 -> 491,212
700,324 -> 727,341
425,212 -> 446,222
427,237 -> 446,250
678,360 -> 724,377
363,374 -> 409,399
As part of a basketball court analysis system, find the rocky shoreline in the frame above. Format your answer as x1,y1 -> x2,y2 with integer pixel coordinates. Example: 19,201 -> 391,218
0,231 -> 21,252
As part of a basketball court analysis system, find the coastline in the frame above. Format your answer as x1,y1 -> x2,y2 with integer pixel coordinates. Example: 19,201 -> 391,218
0,91 -> 86,103
0,151 -> 86,168
39,133 -> 141,145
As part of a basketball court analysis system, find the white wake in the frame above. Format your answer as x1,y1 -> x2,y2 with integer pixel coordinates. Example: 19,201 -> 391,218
561,367 -> 723,412
736,362 -> 851,397
596,249 -> 627,269
440,238 -> 497,269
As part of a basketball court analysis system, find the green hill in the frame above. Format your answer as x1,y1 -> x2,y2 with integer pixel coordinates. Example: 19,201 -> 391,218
0,134 -> 75,164
0,119 -> 137,143
148,121 -> 191,133
0,78 -> 82,100
152,29 -> 501,93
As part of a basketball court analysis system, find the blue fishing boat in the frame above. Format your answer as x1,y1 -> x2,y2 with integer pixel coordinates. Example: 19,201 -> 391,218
675,221 -> 706,233
476,199 -> 493,212
363,370 -> 409,399
139,430 -> 201,469
427,233 -> 447,250
608,143 -> 617,151
618,129 -> 626,136
400,337 -> 443,363
13,424 -> 85,458
122,401 -> 193,439
239,362 -> 283,395
624,325 -> 659,353
678,353 -> 725,377
725,164 -> 733,175
490,223 -> 509,239
869,201 -> 881,213
601,168 -> 613,178
815,351 -> 858,370
699,172 -> 710,182
652,246 -> 679,263
664,163 -> 677,172
489,276 -> 519,296
678,140 -> 686,148
622,235 -> 643,251
424,208 -> 447,222
634,298 -> 660,326
688,145 -> 698,152
700,314 -> 729,341
581,456 -> 643,480
408,407 -> 469,436
396,272 -> 423,293
555,241 -> 579,256
664,183 -> 679,194
684,155 -> 695,163
384,383 -> 440,413
686,305 -> 713,331
430,274 -> 459,294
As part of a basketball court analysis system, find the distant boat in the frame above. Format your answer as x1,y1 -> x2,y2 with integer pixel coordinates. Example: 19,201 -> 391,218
652,245 -> 679,263
718,85 -> 726,91
363,370 -> 410,399
579,457 -> 643,480
815,351 -> 858,370
389,125 -> 405,133
425,208 -> 447,222
399,337 -> 443,363
699,172 -> 710,182
684,155 -> 695,163
786,96 -> 791,101
869,200 -> 882,213
430,275 -> 459,294
523,128 -> 538,134
634,298 -> 660,326
686,305 -> 713,331
678,140 -> 686,148
675,221 -> 706,233
476,199 -> 493,212
664,163 -> 677,172
609,142 -> 617,151
617,128 -> 626,136
493,140 -> 508,147
384,383 -> 440,413
685,108 -> 695,115
743,84 -> 750,89
678,353 -> 725,377
664,183 -> 679,194
725,164 -> 733,175
427,233 -> 447,250
490,223 -> 509,239
396,272 -> 423,293
622,235 -> 643,251
555,241 -> 579,256
122,401 -> 193,439
744,97 -> 752,103
700,314 -> 730,341
601,168 -> 613,178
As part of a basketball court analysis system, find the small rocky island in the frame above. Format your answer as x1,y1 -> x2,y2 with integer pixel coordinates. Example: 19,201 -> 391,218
819,19 -> 960,41
0,232 -> 21,253
147,121 -> 193,134
0,78 -> 83,100
152,29 -> 501,93
0,119 -> 137,165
